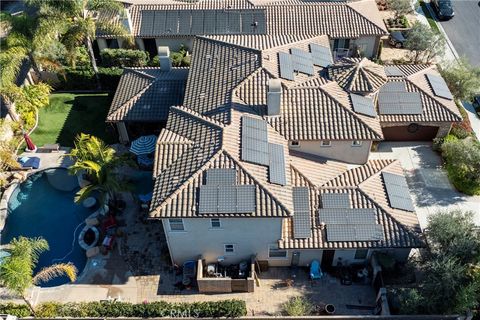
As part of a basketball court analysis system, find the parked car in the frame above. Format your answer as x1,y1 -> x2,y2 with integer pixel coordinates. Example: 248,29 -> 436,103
389,31 -> 408,48
431,0 -> 455,20
473,95 -> 480,117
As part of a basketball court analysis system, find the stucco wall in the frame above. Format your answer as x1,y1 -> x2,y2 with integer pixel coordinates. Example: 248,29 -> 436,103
163,217 -> 284,265
353,36 -> 378,58
290,140 -> 372,164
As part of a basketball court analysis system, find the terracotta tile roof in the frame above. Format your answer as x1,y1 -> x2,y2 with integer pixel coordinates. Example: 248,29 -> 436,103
328,57 -> 388,94
106,68 -> 188,122
127,0 -> 387,38
279,159 -> 423,249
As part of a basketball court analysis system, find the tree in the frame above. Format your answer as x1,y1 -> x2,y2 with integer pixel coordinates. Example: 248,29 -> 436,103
404,22 -> 446,63
441,58 -> 480,101
31,0 -> 132,87
0,237 -> 77,314
387,0 -> 413,21
68,133 -> 132,205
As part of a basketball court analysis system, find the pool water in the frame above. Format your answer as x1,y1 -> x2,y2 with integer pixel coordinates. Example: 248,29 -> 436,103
1,169 -> 89,287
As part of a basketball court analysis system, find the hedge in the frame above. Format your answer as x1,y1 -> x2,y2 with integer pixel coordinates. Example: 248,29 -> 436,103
100,48 -> 149,67
57,67 -> 123,91
1,300 -> 247,318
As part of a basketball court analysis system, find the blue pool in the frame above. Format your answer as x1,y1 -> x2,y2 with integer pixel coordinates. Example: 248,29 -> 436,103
1,168 -> 89,287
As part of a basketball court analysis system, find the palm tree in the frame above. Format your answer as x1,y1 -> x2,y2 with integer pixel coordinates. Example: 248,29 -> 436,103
0,237 -> 77,314
68,133 -> 133,205
31,0 -> 132,87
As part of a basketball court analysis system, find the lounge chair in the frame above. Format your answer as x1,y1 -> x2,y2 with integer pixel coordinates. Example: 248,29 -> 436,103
42,143 -> 60,152
310,259 -> 323,280
18,156 -> 40,169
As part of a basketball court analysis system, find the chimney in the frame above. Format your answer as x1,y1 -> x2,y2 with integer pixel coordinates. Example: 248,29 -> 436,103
267,79 -> 282,116
158,46 -> 171,71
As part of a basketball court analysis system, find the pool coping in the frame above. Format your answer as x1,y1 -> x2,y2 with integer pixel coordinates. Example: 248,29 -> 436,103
0,167 -> 91,287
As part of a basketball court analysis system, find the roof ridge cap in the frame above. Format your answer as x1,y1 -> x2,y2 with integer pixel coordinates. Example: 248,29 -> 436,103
320,86 -> 383,140
172,106 -> 226,129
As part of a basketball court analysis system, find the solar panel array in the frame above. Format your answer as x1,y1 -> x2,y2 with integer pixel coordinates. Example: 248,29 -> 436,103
310,43 -> 333,67
206,168 -> 236,185
278,52 -> 295,81
350,93 -> 377,117
268,143 -> 287,186
382,172 -> 415,212
327,224 -> 384,242
319,192 -> 383,242
321,193 -> 351,208
426,74 -> 453,100
378,81 -> 423,115
290,48 -> 315,76
292,187 -> 312,238
241,116 -> 287,186
384,66 -> 404,77
198,184 -> 256,214
319,208 -> 377,225
241,116 -> 270,166
140,9 -> 266,36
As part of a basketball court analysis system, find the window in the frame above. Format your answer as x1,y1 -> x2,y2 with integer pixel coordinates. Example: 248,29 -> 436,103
354,249 -> 368,260
321,140 -> 331,147
268,244 -> 287,258
224,244 -> 235,254
290,140 -> 300,147
168,218 -> 184,231
333,38 -> 351,50
210,218 -> 221,229
352,140 -> 362,147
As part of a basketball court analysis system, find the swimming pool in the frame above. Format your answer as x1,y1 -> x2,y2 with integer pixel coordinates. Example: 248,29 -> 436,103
1,168 -> 89,287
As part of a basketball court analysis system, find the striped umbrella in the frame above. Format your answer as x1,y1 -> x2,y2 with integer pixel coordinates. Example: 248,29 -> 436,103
129,135 -> 157,155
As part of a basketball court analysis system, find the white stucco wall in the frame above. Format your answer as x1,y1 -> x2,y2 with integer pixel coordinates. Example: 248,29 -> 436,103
290,140 -> 372,164
163,217 -> 284,265
353,36 -> 378,58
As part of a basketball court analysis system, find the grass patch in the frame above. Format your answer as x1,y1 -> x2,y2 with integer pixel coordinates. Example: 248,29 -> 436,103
419,1 -> 440,33
30,93 -> 115,147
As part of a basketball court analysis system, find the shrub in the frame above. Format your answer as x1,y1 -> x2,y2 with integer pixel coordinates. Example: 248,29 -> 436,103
283,297 -> 313,316
450,124 -> 471,139
100,48 -> 149,67
0,300 -> 247,318
0,303 -> 31,317
57,67 -> 123,91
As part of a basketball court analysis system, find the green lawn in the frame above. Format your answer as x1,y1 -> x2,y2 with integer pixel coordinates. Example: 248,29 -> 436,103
30,93 -> 115,147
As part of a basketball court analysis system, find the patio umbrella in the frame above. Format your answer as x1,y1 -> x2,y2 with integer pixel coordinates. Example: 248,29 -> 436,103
129,135 -> 157,155
23,132 -> 37,152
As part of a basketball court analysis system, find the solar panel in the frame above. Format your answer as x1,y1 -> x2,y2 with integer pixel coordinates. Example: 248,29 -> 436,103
241,116 -> 270,166
321,193 -> 351,208
252,9 -> 266,34
350,93 -> 377,117
218,186 -> 237,213
152,11 -> 166,35
203,10 -> 216,34
278,52 -> 295,81
381,81 -> 406,92
236,185 -> 256,213
268,143 -> 287,186
292,187 -> 311,238
318,208 -> 377,225
227,11 -> 241,33
165,10 -> 179,34
382,172 -> 415,212
190,10 -> 204,34
426,74 -> 453,100
216,11 -> 228,34
310,43 -> 333,67
198,185 -> 218,213
206,168 -> 236,185
178,11 -> 192,34
378,92 -> 422,115
384,66 -> 404,77
327,224 -> 383,242
241,11 -> 254,34
140,11 -> 155,35
291,48 -> 314,76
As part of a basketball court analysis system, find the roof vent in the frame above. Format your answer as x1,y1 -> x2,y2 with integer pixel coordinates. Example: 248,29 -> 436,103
267,79 -> 282,116
158,46 -> 171,71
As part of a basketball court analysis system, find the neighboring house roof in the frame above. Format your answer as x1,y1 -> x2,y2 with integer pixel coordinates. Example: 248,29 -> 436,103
106,67 -> 188,122
328,57 -> 387,94
280,159 -> 423,249
124,0 -> 388,38
378,65 -> 462,123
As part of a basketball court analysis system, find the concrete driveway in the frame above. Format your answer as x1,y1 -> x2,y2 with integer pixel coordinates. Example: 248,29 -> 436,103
371,142 -> 480,229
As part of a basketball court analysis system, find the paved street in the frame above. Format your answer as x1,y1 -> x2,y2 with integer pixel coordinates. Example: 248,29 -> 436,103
435,0 -> 480,66
371,142 -> 480,229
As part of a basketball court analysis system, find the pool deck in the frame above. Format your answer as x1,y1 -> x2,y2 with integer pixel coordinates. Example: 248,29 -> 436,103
20,147 -> 74,171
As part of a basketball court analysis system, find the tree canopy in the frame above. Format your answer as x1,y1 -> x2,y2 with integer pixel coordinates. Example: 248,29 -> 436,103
441,58 -> 480,101
404,22 -> 445,63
